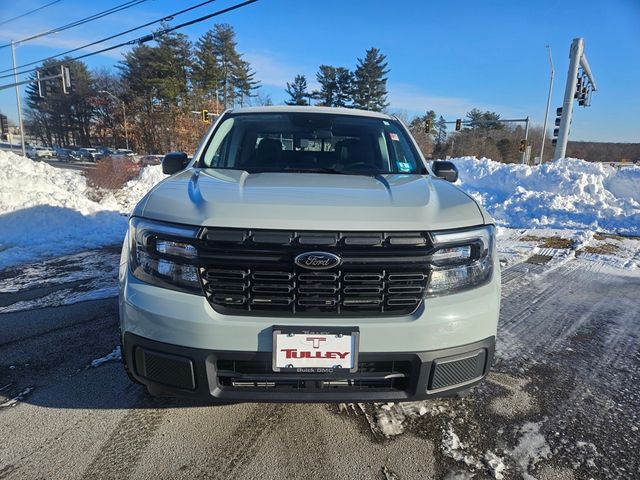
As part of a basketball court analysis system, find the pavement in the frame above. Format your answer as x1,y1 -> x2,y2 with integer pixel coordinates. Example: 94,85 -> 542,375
0,250 -> 639,479
39,158 -> 97,171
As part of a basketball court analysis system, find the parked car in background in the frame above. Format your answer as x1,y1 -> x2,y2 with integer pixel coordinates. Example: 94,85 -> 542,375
98,147 -> 118,157
77,148 -> 102,162
138,154 -> 163,166
116,149 -> 136,157
57,148 -> 81,163
26,146 -> 55,159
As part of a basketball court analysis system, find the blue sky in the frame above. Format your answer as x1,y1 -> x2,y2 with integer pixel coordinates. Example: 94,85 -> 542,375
0,0 -> 639,142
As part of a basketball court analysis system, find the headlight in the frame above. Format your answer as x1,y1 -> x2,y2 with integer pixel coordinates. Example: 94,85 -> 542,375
426,225 -> 495,296
128,217 -> 202,294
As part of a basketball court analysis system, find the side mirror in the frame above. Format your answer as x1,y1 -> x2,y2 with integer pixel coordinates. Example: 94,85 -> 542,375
432,160 -> 458,182
162,152 -> 189,175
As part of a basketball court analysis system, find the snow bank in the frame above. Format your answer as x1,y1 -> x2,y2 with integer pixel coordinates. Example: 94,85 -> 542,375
115,164 -> 166,214
450,157 -> 640,235
0,151 -> 167,268
0,151 -> 131,268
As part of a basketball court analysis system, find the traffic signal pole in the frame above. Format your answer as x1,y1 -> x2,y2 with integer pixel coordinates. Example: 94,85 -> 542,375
11,40 -> 26,157
554,39 -> 582,160
553,38 -> 597,160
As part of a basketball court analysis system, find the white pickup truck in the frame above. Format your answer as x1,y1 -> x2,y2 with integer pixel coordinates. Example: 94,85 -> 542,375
119,106 -> 500,402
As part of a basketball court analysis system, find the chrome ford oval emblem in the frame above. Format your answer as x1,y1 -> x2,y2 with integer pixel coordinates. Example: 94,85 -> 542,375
294,251 -> 341,270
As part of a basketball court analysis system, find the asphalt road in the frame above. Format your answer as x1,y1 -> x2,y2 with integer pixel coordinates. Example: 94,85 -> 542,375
39,158 -> 97,172
0,254 -> 638,479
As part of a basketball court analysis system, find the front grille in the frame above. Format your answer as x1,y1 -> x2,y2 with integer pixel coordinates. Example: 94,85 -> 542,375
216,358 -> 413,392
202,268 -> 427,315
198,228 -> 434,317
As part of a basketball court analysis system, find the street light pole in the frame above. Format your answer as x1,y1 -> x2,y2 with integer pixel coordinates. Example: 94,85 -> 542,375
98,90 -> 128,149
11,40 -> 26,157
122,101 -> 129,150
539,45 -> 554,164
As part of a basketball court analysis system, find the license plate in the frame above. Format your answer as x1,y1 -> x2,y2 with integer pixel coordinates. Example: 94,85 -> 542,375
272,326 -> 359,373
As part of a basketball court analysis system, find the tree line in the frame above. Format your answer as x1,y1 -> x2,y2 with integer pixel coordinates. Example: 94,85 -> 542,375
24,25 -> 393,155
25,23 -> 262,154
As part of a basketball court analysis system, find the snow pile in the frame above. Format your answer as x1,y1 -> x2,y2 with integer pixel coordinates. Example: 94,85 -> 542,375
0,152 -> 168,268
115,164 -> 166,214
0,151 -> 128,268
451,157 -> 640,235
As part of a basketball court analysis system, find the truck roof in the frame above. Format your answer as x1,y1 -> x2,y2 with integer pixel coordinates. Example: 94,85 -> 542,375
228,105 -> 395,120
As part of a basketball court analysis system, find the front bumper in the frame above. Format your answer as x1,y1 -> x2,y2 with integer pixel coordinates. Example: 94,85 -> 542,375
123,332 -> 495,402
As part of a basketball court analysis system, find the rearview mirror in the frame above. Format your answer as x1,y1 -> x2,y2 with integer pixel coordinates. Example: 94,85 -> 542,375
162,152 -> 189,175
432,160 -> 458,182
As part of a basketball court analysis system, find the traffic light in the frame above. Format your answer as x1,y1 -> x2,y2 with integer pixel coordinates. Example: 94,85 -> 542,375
36,71 -> 43,98
519,139 -> 527,153
0,114 -> 8,134
552,107 -> 563,145
62,66 -> 71,95
455,119 -> 461,131
574,75 -> 582,99
201,109 -> 210,124
425,118 -> 432,134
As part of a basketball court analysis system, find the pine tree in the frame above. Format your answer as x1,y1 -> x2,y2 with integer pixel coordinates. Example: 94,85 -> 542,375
314,65 -> 338,106
314,66 -> 353,107
193,30 -> 223,99
153,28 -> 193,104
233,59 -> 259,107
352,48 -> 389,111
333,67 -> 353,107
211,24 -> 242,108
435,115 -> 447,146
285,74 -> 310,105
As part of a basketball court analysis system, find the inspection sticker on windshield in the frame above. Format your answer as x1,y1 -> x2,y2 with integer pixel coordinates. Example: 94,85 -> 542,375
397,161 -> 412,172
388,132 -> 400,141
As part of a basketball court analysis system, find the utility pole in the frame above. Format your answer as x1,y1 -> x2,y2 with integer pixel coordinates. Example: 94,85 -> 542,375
521,116 -> 529,164
11,40 -> 26,156
539,45 -> 554,164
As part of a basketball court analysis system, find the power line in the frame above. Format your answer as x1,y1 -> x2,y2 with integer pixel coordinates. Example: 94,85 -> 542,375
0,0 -> 259,81
0,0 -> 63,28
0,0 -> 149,49
0,0 -> 222,76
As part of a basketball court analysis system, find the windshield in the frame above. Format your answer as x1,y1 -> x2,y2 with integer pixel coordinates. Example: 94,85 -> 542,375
199,112 -> 424,175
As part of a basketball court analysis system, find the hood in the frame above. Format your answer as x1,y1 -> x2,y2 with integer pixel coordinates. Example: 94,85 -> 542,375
138,168 -> 484,231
